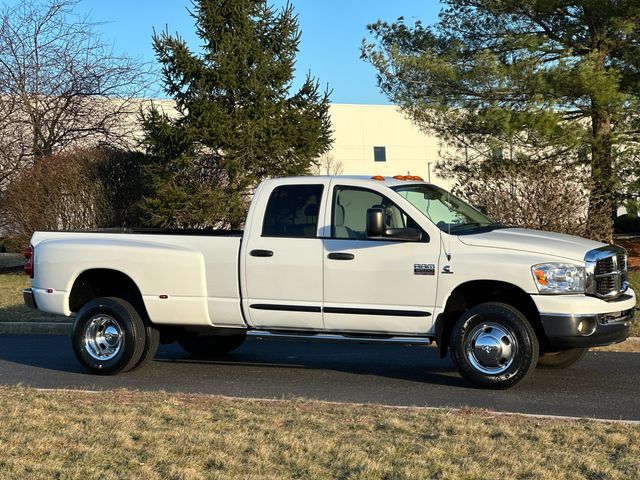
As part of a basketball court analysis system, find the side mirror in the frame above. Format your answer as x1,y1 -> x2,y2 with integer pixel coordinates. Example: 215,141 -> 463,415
384,228 -> 422,242
367,208 -> 423,242
366,208 -> 384,237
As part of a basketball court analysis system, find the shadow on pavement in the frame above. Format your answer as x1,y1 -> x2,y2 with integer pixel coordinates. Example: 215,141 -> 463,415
0,335 -> 466,388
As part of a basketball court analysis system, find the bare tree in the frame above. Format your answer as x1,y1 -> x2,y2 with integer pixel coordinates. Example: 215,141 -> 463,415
0,0 -> 153,190
438,154 -> 605,237
310,153 -> 343,176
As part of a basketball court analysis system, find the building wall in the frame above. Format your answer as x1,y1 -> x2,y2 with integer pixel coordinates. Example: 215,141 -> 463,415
325,104 -> 455,189
135,101 -> 457,189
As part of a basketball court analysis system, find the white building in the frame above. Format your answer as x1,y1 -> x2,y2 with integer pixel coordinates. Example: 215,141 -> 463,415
323,104 -> 454,189
151,100 -> 455,189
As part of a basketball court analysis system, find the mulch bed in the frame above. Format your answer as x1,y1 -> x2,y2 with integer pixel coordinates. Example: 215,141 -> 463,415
615,238 -> 640,271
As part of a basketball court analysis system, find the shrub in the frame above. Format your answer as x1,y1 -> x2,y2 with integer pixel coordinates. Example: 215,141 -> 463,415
614,214 -> 640,234
0,148 -> 144,249
437,157 -> 609,237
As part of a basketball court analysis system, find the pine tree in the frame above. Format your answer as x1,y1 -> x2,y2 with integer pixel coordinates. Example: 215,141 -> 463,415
140,0 -> 332,228
363,0 -> 640,242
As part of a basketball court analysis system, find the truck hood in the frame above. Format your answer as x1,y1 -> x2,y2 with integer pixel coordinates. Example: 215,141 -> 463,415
457,228 -> 605,262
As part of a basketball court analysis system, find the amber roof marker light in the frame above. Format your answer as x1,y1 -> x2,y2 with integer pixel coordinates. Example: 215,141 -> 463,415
391,175 -> 424,181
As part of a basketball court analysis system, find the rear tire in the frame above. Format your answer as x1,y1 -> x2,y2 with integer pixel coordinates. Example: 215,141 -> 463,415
71,297 -> 147,375
178,333 -> 246,358
131,322 -> 160,370
537,348 -> 587,369
450,302 -> 539,389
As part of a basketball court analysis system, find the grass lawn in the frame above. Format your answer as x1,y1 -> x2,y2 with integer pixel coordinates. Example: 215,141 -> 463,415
0,273 -> 65,323
0,387 -> 638,480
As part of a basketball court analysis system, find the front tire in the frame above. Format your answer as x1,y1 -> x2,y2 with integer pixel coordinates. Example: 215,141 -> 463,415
450,302 -> 539,389
71,297 -> 147,375
178,333 -> 246,358
537,348 -> 587,369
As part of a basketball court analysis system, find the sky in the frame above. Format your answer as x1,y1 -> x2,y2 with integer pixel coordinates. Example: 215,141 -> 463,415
66,0 -> 443,105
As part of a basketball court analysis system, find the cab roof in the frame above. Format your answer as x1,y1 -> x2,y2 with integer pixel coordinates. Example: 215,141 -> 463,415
276,175 -> 430,188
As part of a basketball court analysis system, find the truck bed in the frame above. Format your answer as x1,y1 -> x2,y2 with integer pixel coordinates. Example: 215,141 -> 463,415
42,228 -> 244,237
29,229 -> 245,328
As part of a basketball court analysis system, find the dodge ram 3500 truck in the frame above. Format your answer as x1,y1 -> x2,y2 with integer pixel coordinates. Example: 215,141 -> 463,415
23,175 -> 636,388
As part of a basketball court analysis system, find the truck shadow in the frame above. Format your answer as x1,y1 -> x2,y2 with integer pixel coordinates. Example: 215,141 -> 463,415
0,335 -> 467,388
153,338 -> 468,388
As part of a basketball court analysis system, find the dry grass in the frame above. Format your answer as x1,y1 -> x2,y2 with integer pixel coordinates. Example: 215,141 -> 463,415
0,273 -> 64,322
0,386 -> 638,480
0,273 -> 28,309
595,337 -> 640,353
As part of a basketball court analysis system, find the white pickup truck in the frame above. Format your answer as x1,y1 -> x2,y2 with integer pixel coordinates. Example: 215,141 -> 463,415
23,175 -> 636,388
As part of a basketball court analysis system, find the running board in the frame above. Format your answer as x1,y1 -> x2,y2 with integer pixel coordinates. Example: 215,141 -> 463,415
247,330 -> 432,346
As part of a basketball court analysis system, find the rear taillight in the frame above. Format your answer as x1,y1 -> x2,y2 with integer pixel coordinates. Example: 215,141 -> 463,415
24,245 -> 34,278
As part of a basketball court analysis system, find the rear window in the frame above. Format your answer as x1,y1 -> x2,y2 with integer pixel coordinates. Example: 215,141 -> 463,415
262,185 -> 324,238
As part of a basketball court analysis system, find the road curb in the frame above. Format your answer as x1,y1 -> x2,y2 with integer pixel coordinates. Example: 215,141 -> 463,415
0,265 -> 22,274
0,322 -> 72,335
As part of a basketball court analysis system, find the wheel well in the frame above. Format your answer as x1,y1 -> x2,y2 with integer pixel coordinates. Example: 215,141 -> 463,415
69,269 -> 148,320
435,280 -> 545,358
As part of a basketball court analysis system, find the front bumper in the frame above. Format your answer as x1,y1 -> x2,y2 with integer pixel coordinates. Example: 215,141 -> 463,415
533,290 -> 636,348
540,308 -> 634,348
23,288 -> 37,310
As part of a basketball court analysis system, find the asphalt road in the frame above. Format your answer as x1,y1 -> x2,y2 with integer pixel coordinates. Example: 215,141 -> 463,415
1,334 -> 638,421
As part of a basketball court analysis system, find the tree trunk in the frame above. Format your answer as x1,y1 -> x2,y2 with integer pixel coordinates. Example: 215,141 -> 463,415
586,110 -> 614,243
583,8 -> 615,244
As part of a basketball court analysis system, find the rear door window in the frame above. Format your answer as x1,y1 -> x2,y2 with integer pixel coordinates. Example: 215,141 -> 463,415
262,185 -> 324,238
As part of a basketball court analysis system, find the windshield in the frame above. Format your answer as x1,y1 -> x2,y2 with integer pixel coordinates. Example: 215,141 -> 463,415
393,184 -> 501,233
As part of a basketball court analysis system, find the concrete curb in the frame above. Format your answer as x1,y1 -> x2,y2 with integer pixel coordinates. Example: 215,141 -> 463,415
0,322 -> 72,335
0,265 -> 23,274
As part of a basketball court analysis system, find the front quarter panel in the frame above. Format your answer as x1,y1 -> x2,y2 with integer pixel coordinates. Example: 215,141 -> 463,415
433,240 -> 579,331
437,240 -> 553,300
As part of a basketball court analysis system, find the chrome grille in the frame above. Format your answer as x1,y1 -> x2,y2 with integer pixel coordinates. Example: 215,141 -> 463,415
585,246 -> 629,300
595,257 -> 614,276
617,252 -> 628,286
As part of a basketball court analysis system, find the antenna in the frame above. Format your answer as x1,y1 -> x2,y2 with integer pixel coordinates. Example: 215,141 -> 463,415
446,191 -> 452,261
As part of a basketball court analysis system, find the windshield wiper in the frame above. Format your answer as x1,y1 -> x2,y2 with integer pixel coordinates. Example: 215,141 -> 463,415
449,222 -> 504,232
449,222 -> 483,231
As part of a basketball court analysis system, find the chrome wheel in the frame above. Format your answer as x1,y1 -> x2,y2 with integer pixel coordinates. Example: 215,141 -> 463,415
464,321 -> 518,375
84,315 -> 123,361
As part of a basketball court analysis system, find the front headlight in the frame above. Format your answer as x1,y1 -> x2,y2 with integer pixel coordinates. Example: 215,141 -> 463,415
531,263 -> 585,294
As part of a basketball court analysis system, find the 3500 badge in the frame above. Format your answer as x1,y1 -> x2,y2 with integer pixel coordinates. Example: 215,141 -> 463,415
414,264 -> 435,276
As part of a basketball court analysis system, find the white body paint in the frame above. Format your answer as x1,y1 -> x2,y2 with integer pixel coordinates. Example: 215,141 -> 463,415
29,176 -> 636,335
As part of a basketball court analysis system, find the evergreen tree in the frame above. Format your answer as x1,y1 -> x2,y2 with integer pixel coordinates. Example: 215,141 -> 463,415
363,0 -> 640,242
140,0 -> 332,228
